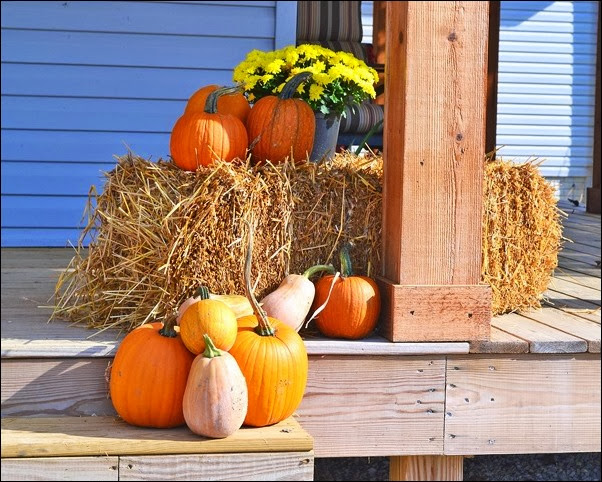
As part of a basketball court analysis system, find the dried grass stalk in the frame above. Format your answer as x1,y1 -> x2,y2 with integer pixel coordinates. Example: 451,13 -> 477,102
52,152 -> 561,333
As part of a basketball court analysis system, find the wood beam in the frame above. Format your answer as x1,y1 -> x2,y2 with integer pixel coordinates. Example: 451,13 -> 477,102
389,455 -> 463,481
486,1 -> 500,158
587,7 -> 601,213
380,1 -> 492,342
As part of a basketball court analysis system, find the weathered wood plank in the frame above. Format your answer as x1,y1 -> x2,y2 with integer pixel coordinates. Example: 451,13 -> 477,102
544,289 -> 601,324
119,452 -> 314,481
468,326 -> 529,354
557,255 -> 601,278
389,455 -> 463,481
492,313 -> 588,353
1,358 -> 114,417
444,354 -> 602,454
0,416 -> 313,458
548,276 -> 601,306
304,335 -> 468,356
0,456 -> 119,481
296,356 -> 446,457
554,268 -> 602,290
519,308 -> 601,353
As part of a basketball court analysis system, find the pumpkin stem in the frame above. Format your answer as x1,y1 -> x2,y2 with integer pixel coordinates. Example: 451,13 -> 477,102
202,334 -> 222,358
339,244 -> 354,278
158,317 -> 178,338
302,264 -> 336,279
244,220 -> 275,337
280,72 -> 312,100
193,286 -> 211,300
204,86 -> 242,114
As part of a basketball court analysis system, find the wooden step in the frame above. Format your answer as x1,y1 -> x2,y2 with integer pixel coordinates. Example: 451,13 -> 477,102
1,416 -> 314,481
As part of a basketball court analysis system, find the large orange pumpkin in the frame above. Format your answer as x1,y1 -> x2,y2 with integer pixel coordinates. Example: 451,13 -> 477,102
109,321 -> 195,428
313,245 -> 381,340
246,72 -> 315,165
229,221 -> 308,427
185,84 -> 251,124
170,86 -> 248,170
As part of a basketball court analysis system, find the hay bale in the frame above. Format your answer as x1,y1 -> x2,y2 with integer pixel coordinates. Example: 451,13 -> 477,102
52,153 -> 561,333
482,158 -> 563,314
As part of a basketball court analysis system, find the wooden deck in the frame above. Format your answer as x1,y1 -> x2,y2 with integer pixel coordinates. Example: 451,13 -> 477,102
1,201 -> 600,468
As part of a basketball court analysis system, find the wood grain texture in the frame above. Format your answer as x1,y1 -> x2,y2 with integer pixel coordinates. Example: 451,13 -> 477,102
377,281 -> 491,342
382,1 -> 488,285
1,358 -> 114,417
1,416 -> 313,458
0,456 -> 119,481
119,452 -> 313,481
492,313 -> 588,354
296,356 -> 446,457
468,326 -> 529,354
389,455 -> 463,481
444,354 -> 602,454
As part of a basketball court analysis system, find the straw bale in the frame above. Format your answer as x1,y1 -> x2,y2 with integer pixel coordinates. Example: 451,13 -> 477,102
52,152 -> 561,333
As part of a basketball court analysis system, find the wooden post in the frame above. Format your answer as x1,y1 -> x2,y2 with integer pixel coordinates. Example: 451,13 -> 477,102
379,1 -> 492,342
390,455 -> 463,481
587,7 -> 600,213
486,1 -> 500,158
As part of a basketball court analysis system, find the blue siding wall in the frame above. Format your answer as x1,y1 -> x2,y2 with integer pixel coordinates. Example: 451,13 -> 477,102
1,1 -> 297,246
497,1 -> 598,200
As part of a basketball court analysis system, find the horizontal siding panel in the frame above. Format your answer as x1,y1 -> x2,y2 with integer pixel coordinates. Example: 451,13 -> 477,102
536,166 -> 592,177
498,19 -> 598,34
0,1 -> 275,38
500,9 -> 597,24
1,130 -> 171,162
493,145 -> 593,158
0,228 -> 92,247
498,51 -> 596,65
166,1 -> 275,6
498,72 -> 595,86
498,93 -> 594,106
500,2 -> 598,14
2,96 -> 183,132
1,161 -> 113,196
497,103 -> 595,116
497,82 -> 596,96
493,155 -> 592,167
499,61 -> 596,75
499,30 -> 598,44
497,114 -> 594,127
497,125 -> 595,137
1,63 -> 234,99
497,135 -> 593,147
499,39 -> 597,55
1,30 -> 272,69
1,195 -> 90,228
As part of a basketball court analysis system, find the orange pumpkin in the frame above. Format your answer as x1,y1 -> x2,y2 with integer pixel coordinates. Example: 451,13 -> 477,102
185,84 -> 251,124
313,245 -> 381,339
246,72 -> 315,165
229,221 -> 308,427
179,289 -> 238,355
170,86 -> 248,170
109,321 -> 195,428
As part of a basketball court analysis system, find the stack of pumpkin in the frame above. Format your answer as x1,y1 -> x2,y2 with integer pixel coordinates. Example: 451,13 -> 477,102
169,73 -> 316,169
109,80 -> 382,438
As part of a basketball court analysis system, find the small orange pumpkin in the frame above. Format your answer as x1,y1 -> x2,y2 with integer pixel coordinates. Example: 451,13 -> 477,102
246,72 -> 315,164
313,245 -> 381,339
185,84 -> 251,124
109,320 -> 195,428
229,221 -> 308,427
179,288 -> 238,355
170,86 -> 248,170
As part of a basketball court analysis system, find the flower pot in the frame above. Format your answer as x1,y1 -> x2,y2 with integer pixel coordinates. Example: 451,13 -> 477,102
310,112 -> 341,163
